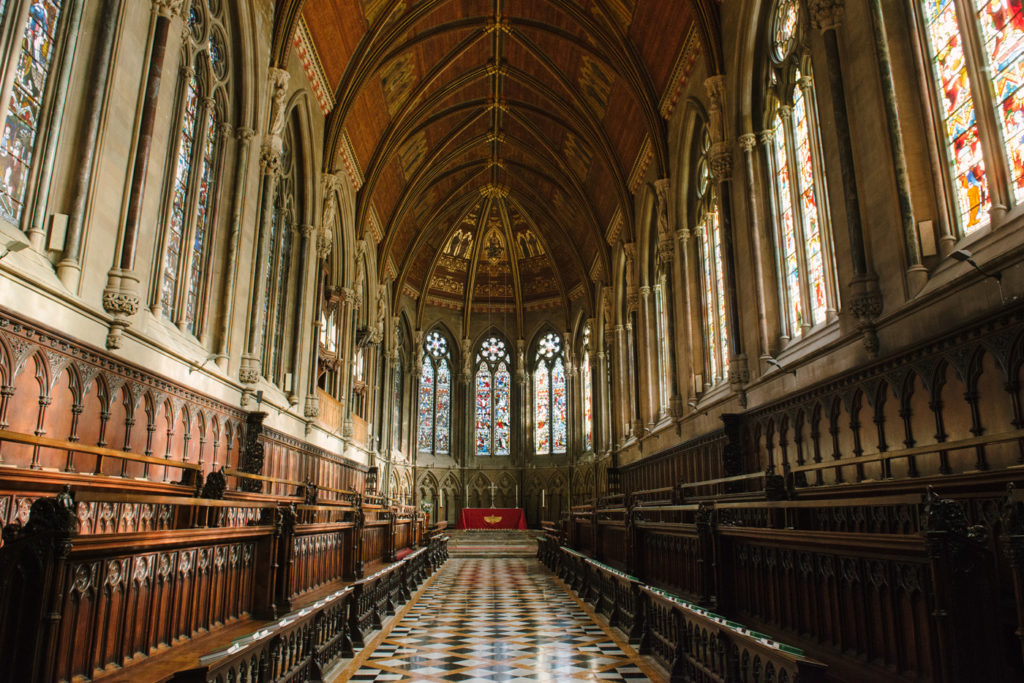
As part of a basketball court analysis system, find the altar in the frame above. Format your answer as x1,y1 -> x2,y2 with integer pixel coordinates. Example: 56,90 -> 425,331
457,508 -> 527,529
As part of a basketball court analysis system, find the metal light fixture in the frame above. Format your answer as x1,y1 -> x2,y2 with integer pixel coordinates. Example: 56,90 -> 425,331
0,240 -> 28,261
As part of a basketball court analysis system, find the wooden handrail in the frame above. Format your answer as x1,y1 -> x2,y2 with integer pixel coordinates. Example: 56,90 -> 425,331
0,428 -> 200,471
788,428 -> 1024,475
678,470 -> 765,489
222,466 -> 304,488
317,484 -> 357,496
714,494 -> 923,510
74,491 -> 275,508
631,486 -> 675,495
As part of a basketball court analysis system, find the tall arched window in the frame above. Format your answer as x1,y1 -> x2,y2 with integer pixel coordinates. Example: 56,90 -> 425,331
475,335 -> 511,456
695,127 -> 728,386
581,324 -> 593,452
417,330 -> 451,454
260,121 -> 296,385
918,0 -> 1024,235
157,0 -> 228,333
765,0 -> 836,340
0,0 -> 67,224
534,332 -> 567,455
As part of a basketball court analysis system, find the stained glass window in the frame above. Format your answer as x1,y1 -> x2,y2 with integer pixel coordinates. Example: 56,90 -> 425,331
162,72 -> 198,315
157,0 -> 228,335
417,331 -> 451,454
766,1 -> 836,342
978,0 -> 1024,202
534,332 -> 566,455
696,129 -> 728,386
918,1 -> 1024,234
535,363 -> 549,453
0,0 -> 65,223
475,336 -> 511,456
582,325 -> 593,452
185,107 -> 218,332
417,360 -> 434,449
436,359 -> 451,453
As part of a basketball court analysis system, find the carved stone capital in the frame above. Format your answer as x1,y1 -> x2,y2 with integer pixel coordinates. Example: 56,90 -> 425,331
304,394 -> 321,419
809,0 -> 844,33
102,273 -> 140,350
738,133 -> 757,154
102,290 -> 140,317
669,395 -> 685,419
239,356 -> 261,386
153,0 -> 185,19
729,355 -> 749,386
757,128 -> 775,147
236,126 -> 255,143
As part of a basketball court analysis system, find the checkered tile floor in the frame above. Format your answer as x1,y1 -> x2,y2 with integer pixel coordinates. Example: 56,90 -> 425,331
333,557 -> 662,682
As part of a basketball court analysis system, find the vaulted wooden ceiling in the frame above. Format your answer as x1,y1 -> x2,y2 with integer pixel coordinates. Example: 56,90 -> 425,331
280,0 -> 715,326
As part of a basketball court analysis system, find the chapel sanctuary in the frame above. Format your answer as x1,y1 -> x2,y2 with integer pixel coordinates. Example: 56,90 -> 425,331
3,0 -> 1024,681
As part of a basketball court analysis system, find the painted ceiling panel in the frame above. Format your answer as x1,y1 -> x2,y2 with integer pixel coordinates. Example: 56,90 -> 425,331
299,0 -> 706,328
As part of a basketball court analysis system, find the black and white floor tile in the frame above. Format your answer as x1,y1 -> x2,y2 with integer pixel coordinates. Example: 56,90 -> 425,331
335,556 -> 662,682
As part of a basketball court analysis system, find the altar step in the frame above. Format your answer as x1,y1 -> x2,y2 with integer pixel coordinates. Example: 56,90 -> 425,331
448,530 -> 539,557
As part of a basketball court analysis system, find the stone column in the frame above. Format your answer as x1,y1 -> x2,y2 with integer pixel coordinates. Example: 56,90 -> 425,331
215,126 -> 254,369
738,133 -> 772,365
339,288 -> 356,437
595,347 -> 610,452
563,331 -> 575,456
674,226 -> 698,404
291,223 -> 316,405
625,316 -> 642,438
809,0 -> 883,353
613,324 -> 628,445
759,128 -> 793,347
705,75 -> 748,393
639,285 -> 659,425
516,338 -> 528,462
59,0 -> 123,290
240,68 -> 290,398
103,0 -> 184,349
868,0 -> 926,293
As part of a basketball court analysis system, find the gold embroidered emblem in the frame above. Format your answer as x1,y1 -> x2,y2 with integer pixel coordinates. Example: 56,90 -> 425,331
484,516 -> 502,524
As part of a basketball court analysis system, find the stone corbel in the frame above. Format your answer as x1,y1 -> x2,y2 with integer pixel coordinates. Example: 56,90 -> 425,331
849,274 -> 884,356
101,270 -> 140,350
808,0 -> 844,33
304,393 -> 320,419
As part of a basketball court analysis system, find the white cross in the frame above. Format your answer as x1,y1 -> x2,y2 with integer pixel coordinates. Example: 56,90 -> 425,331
488,481 -> 498,507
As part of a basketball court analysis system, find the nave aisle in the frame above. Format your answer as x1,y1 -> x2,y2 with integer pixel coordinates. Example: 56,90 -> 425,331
332,554 -> 663,682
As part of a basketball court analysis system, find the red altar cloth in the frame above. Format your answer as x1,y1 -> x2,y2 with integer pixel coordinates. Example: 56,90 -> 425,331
457,508 -> 527,529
